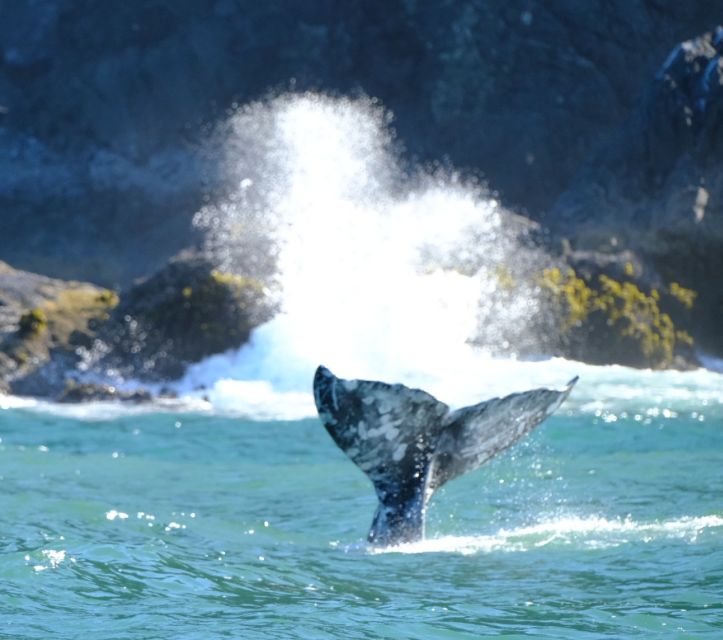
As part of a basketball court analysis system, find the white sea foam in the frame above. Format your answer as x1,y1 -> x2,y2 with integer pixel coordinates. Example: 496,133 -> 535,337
0,395 -> 212,422
5,359 -> 718,421
28,549 -> 68,572
371,514 -> 723,555
181,94 -> 521,407
0,393 -> 37,410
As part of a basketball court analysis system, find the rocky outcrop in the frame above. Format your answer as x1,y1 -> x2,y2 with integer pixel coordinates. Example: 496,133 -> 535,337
55,381 -> 153,403
536,248 -> 698,369
0,260 -> 118,395
0,254 -> 275,397
548,27 -> 723,357
96,252 -> 276,381
1,1 -> 717,286
472,242 -> 700,369
1,4 -> 721,376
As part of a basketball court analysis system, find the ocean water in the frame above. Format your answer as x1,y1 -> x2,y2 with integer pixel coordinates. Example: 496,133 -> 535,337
2,94 -> 722,637
1,381 -> 722,639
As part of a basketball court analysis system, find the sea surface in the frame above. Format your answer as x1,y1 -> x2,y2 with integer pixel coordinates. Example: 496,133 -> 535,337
1,367 -> 722,639
3,94 -> 722,638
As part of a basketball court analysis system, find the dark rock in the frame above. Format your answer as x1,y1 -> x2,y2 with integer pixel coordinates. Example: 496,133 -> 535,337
97,251 -> 276,381
55,381 -> 152,403
2,3 -> 721,372
0,254 -> 274,395
535,250 -> 699,369
1,1 -> 718,286
0,260 -> 119,395
548,27 -> 723,358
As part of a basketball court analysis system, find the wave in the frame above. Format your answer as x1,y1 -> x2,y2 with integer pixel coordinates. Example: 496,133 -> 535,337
0,393 -> 38,411
178,355 -> 723,420
3,355 -> 721,421
176,93 -> 554,411
0,393 -> 211,421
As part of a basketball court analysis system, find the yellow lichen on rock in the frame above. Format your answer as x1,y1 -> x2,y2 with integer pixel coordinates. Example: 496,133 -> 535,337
18,308 -> 48,336
597,275 -> 678,365
39,286 -> 119,345
537,267 -> 594,330
96,290 -> 120,307
493,265 -> 517,291
539,267 -> 695,368
668,282 -> 697,309
210,269 -> 265,295
2,281 -> 120,388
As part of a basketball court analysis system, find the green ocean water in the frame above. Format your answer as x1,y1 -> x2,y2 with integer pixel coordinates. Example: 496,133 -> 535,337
1,393 -> 721,639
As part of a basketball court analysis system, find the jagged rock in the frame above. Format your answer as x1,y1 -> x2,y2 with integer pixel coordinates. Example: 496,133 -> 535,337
1,4 -> 721,373
472,241 -> 699,369
97,252 -> 276,381
548,27 -> 723,358
0,261 -> 118,395
0,254 -> 274,396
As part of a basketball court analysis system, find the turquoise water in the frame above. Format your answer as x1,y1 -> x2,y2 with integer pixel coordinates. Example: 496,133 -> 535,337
4,92 -> 721,638
1,386 -> 722,638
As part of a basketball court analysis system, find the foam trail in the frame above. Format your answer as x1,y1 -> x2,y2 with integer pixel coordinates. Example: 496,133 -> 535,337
0,395 -> 212,422
369,514 -> 723,555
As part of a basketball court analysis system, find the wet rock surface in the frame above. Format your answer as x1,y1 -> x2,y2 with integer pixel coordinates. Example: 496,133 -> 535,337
55,381 -> 153,404
538,248 -> 699,370
0,260 -> 118,395
97,252 -> 276,381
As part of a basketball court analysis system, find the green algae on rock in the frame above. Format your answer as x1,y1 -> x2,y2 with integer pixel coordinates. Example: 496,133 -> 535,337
18,307 -> 48,336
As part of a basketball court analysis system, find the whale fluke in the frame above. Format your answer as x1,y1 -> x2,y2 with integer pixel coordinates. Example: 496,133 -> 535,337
313,365 -> 577,546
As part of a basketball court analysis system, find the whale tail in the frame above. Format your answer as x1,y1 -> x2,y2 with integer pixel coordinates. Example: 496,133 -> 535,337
313,366 -> 577,546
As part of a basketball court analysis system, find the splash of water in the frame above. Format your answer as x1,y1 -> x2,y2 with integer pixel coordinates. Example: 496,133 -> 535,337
180,93 -> 559,413
167,93 -> 723,420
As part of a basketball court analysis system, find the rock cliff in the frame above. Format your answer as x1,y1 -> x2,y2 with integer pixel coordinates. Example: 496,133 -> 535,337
548,28 -> 723,357
1,0 -> 718,285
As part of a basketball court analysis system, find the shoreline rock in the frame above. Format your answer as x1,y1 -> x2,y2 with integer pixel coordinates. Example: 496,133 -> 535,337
96,251 -> 277,381
547,27 -> 723,358
1,12 -> 721,391
0,260 -> 118,396
0,244 -> 707,403
55,381 -> 153,404
536,248 -> 699,370
0,253 -> 276,399
1,2 -> 717,288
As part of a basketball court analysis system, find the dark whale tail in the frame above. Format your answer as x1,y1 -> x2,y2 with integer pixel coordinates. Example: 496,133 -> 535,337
313,365 -> 577,546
